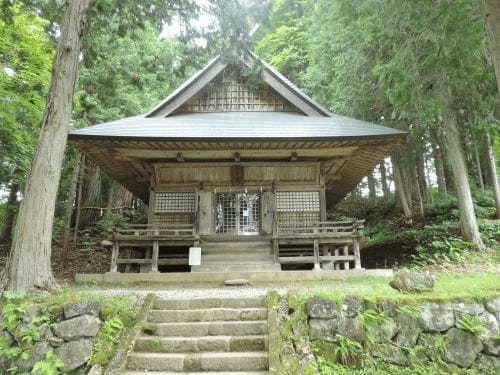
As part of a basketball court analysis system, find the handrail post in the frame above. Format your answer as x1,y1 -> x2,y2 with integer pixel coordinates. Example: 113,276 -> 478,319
353,222 -> 362,270
110,242 -> 119,273
151,240 -> 159,272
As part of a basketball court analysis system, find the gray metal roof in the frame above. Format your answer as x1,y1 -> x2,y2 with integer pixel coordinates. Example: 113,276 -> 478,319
69,112 -> 406,140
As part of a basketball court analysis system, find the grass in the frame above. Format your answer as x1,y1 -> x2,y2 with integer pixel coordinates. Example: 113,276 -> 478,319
296,272 -> 500,304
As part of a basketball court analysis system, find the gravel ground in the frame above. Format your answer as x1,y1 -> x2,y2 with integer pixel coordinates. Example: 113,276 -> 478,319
74,281 -> 346,300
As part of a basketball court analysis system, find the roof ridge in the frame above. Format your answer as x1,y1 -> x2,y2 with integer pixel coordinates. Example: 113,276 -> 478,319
145,52 -> 331,118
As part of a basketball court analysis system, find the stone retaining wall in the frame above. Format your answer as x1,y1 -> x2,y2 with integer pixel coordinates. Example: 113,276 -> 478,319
1,300 -> 105,374
307,295 -> 500,373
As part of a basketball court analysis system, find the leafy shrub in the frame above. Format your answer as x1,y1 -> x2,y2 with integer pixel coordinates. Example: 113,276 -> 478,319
456,313 -> 485,335
32,351 -> 64,375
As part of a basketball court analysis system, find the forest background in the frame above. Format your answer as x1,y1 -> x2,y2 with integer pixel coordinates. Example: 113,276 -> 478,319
1,0 -> 499,278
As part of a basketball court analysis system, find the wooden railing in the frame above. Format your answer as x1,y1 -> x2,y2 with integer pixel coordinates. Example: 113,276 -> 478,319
113,223 -> 196,239
109,223 -> 199,273
277,220 -> 364,237
273,220 -> 364,270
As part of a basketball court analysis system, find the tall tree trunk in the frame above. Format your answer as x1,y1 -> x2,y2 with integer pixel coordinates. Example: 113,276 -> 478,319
409,166 -> 425,217
80,164 -> 102,227
473,143 -> 485,191
439,81 -> 485,250
379,161 -> 390,198
367,171 -> 377,200
62,152 -> 82,253
104,181 -> 132,219
480,0 -> 500,93
486,132 -> 500,218
0,183 -> 20,244
1,0 -> 90,292
392,156 -> 412,219
73,155 -> 85,246
417,152 -> 428,201
433,143 -> 448,194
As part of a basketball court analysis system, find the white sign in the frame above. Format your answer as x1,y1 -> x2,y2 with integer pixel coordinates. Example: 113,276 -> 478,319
189,247 -> 202,266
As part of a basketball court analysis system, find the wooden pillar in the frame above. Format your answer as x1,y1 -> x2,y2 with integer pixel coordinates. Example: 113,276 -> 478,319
334,248 -> 340,270
343,245 -> 350,270
110,242 -> 119,273
313,240 -> 320,270
353,238 -> 362,270
272,238 -> 279,264
151,240 -> 159,272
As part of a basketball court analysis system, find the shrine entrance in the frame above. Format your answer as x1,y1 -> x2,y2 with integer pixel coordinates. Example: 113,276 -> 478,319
215,192 -> 261,235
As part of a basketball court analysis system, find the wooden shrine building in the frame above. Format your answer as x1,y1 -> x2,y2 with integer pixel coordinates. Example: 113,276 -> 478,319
68,52 -> 406,274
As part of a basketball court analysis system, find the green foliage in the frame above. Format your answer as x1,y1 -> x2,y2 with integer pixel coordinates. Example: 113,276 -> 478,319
456,314 -> 485,335
1,301 -> 26,331
91,315 -> 126,365
31,351 -> 64,375
395,304 -> 421,320
0,3 -> 53,185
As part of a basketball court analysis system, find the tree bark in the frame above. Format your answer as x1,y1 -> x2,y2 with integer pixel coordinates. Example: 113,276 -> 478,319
0,183 -> 20,244
473,143 -> 485,191
1,0 -> 90,292
62,152 -> 82,252
392,156 -> 412,219
73,154 -> 85,247
480,0 -> 500,90
486,132 -> 500,218
104,181 -> 132,219
439,82 -> 485,249
367,171 -> 377,200
432,141 -> 448,194
417,152 -> 428,201
379,161 -> 390,198
409,165 -> 425,217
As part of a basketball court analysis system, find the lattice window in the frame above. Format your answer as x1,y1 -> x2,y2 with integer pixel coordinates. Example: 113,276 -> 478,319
277,191 -> 320,212
154,192 -> 195,213
276,191 -> 320,228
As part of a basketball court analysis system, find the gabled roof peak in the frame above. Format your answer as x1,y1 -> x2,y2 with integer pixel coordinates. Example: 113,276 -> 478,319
146,52 -> 331,118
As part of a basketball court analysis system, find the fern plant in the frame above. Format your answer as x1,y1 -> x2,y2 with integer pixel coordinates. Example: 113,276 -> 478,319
456,314 -> 485,335
333,334 -> 363,367
32,351 -> 64,375
396,304 -> 422,319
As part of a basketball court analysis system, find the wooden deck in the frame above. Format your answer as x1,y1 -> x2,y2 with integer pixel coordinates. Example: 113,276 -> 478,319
107,220 -> 363,273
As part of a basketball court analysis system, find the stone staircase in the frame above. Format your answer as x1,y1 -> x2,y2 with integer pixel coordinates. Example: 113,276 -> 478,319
191,241 -> 281,273
123,297 -> 269,374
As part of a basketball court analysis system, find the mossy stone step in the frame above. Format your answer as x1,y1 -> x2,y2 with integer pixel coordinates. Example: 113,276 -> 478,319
149,320 -> 268,337
135,335 -> 268,353
153,297 -> 266,310
148,308 -> 267,323
126,351 -> 268,372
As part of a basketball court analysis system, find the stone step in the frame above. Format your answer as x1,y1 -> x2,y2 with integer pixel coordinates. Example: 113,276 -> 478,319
124,372 -> 267,375
149,308 -> 268,323
135,335 -> 268,353
148,321 -> 268,337
126,351 -> 268,372
153,297 -> 266,310
191,264 -> 282,273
